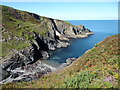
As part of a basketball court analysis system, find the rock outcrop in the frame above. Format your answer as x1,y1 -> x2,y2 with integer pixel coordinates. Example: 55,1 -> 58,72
0,60 -> 56,84
0,5 -> 93,84
59,58 -> 77,69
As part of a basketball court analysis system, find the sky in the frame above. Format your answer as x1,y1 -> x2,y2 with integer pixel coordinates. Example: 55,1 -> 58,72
1,0 -> 120,2
1,2 -> 118,20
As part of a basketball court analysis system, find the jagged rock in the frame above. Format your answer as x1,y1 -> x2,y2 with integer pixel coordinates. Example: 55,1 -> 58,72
56,41 -> 70,48
2,5 -> 93,65
0,68 -> 10,81
0,60 -> 54,84
1,5 -> 93,84
11,73 -> 19,78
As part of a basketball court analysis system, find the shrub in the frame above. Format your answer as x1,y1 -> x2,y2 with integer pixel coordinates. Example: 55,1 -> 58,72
63,71 -> 98,88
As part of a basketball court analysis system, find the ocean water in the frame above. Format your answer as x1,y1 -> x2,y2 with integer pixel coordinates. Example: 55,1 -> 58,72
42,20 -> 118,67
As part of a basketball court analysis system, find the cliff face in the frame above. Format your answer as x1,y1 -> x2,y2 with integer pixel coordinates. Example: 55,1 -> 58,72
0,5 -> 93,82
1,5 -> 93,61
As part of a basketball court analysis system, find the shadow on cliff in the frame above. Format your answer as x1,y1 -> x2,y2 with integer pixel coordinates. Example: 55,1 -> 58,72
31,32 -> 49,63
32,43 -> 43,62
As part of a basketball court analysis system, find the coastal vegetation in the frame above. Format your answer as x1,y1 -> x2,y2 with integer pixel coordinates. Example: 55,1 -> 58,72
1,5 -> 92,60
1,5 -> 49,57
1,5 -> 93,85
2,34 -> 119,88
1,5 -> 118,89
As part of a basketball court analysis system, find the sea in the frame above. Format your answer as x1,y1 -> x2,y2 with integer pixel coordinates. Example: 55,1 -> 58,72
42,20 -> 118,68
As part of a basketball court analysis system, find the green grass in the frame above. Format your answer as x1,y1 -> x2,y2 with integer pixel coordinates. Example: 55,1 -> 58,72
2,42 -> 30,57
64,21 -> 73,26
1,5 -> 50,57
62,70 -> 98,88
1,5 -> 84,58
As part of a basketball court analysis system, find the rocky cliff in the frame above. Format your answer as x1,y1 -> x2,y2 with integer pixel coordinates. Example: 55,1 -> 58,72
2,34 -> 119,88
0,5 -> 93,83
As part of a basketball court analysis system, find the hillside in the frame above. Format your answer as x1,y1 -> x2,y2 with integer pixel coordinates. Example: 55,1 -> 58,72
0,5 -> 93,83
1,5 -> 92,60
2,34 -> 119,88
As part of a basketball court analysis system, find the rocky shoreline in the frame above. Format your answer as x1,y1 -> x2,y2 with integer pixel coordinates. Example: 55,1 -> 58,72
1,5 -> 93,84
0,34 -> 92,84
0,28 -> 93,84
0,60 -> 55,84
1,25 -> 93,84
0,57 -> 77,84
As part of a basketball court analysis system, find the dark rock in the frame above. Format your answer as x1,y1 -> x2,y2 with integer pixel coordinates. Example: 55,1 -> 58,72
0,68 -> 10,81
10,62 -> 25,70
25,77 -> 33,81
28,13 -> 40,20
16,78 -> 30,82
11,73 -> 19,78
2,61 -> 13,70
31,43 -> 43,63
72,27 -> 78,35
34,32 -> 49,52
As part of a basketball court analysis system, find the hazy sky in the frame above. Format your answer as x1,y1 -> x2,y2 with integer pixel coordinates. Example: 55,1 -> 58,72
2,2 -> 118,20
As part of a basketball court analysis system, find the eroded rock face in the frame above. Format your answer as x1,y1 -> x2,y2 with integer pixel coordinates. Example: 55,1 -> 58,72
1,5 -> 93,84
1,20 -> 93,84
0,68 -> 10,81
0,60 -> 56,84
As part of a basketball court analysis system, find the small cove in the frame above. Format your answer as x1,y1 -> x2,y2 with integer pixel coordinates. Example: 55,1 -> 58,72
42,20 -> 118,68
0,20 -> 118,84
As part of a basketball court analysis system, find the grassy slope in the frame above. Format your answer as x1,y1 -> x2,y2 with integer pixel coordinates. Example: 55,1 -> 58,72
1,5 -> 72,58
1,5 -> 49,57
3,34 -> 119,88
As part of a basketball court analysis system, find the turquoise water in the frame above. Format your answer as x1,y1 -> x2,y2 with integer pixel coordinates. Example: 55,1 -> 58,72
43,20 -> 118,67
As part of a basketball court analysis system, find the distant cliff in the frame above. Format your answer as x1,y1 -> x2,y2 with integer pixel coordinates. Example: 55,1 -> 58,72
0,5 -> 93,82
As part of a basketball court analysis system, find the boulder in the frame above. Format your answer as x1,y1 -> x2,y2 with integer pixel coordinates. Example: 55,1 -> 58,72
66,58 -> 72,65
